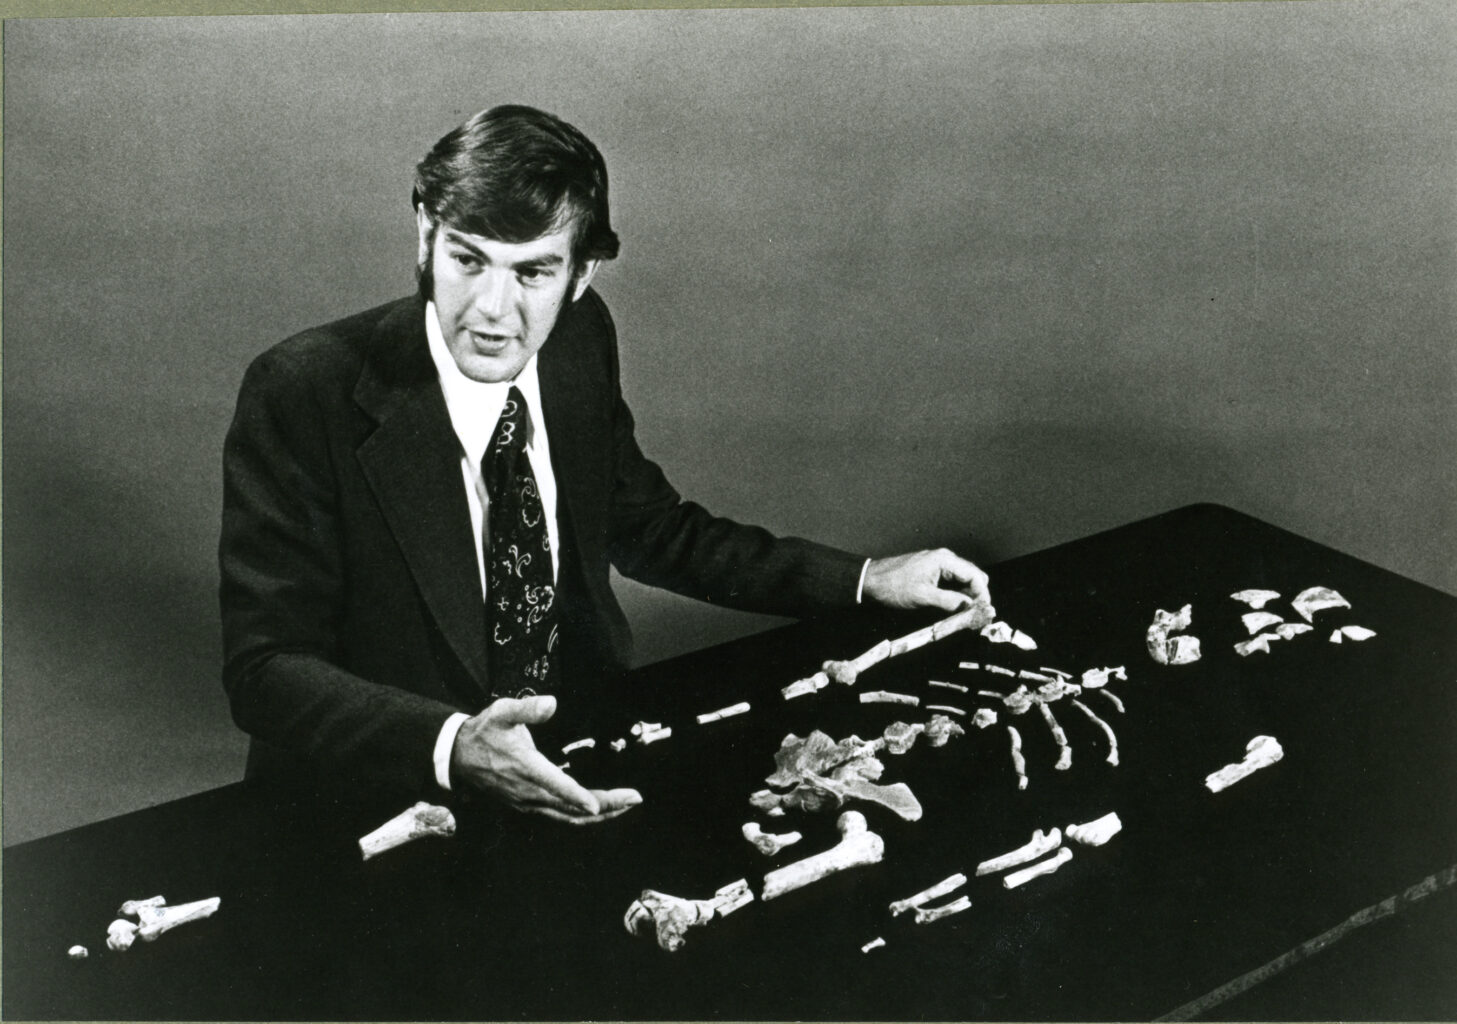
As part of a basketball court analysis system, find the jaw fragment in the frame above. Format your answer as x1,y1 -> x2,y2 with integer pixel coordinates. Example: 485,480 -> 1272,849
1205,735 -> 1283,793
975,828 -> 1061,876
889,872 -> 968,916
1066,811 -> 1123,847
742,822 -> 803,856
1146,605 -> 1202,665
137,897 -> 221,941
1003,847 -> 1074,889
915,895 -> 972,924
1232,589 -> 1281,609
358,802 -> 457,860
1292,586 -> 1351,623
762,811 -> 885,900
624,879 -> 754,952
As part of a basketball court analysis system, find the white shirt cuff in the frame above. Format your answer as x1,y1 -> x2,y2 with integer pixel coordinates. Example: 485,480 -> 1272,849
855,558 -> 872,605
433,712 -> 472,791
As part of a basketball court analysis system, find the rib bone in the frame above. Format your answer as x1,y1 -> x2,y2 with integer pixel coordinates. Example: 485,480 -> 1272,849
742,822 -> 804,856
1205,735 -> 1284,793
762,811 -> 884,900
1071,699 -> 1118,765
976,828 -> 1062,876
359,801 -> 457,860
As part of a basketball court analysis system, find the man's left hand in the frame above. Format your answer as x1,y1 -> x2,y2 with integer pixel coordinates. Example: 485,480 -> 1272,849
863,548 -> 992,612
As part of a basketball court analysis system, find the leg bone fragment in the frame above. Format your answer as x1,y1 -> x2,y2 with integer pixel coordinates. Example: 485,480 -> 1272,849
889,872 -> 967,916
1071,699 -> 1119,765
915,895 -> 973,924
137,897 -> 221,941
1205,735 -> 1284,793
359,801 -> 457,860
762,811 -> 885,900
742,821 -> 804,856
1066,811 -> 1123,847
1003,847 -> 1074,889
624,879 -> 754,952
976,828 -> 1062,876
698,701 -> 751,724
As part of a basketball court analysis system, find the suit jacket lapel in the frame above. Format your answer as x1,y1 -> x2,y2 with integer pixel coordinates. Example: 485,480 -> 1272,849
353,297 -> 492,694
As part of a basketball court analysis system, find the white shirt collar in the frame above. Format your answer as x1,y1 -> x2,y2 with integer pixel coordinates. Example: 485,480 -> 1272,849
424,300 -> 546,465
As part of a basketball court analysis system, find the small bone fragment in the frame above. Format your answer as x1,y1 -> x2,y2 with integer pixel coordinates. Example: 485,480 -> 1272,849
986,664 -> 1016,677
68,945 -> 88,959
749,788 -> 783,813
860,691 -> 920,706
981,621 -> 1013,643
861,936 -> 886,953
138,897 -> 221,941
637,724 -> 672,745
881,720 -> 925,755
698,701 -> 751,724
1274,622 -> 1313,640
926,704 -> 965,716
1037,702 -> 1072,770
359,802 -> 457,860
1007,726 -> 1028,790
929,679 -> 969,693
106,919 -> 138,951
625,881 -> 752,952
1019,669 -> 1059,684
1095,689 -> 1125,714
1339,625 -> 1376,641
762,811 -> 885,900
1080,666 -> 1126,688
1242,611 -> 1285,635
889,872 -> 967,916
976,828 -> 1062,876
959,661 -> 980,671
1292,586 -> 1351,623
1071,699 -> 1119,765
767,806 -> 786,817
610,738 -> 627,752
972,708 -> 998,729
742,821 -> 804,856
1232,589 -> 1281,609
561,737 -> 596,755
1205,735 -> 1284,793
712,879 -> 754,916
1147,605 -> 1201,665
1163,635 -> 1202,664
1235,632 -> 1278,656
118,896 -> 165,917
783,671 -> 830,700
1066,811 -> 1123,847
1010,630 -> 1038,651
1040,667 -> 1072,680
1003,846 -> 1074,889
915,894 -> 973,923
922,714 -> 965,747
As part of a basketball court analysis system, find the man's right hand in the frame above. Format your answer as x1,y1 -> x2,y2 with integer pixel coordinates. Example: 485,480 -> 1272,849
450,695 -> 643,825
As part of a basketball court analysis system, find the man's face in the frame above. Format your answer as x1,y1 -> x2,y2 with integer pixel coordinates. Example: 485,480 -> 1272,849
417,208 -> 598,383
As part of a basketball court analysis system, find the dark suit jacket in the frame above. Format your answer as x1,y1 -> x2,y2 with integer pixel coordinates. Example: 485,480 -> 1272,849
219,290 -> 866,793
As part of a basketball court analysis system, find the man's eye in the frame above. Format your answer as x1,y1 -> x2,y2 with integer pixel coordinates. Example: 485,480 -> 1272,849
518,267 -> 547,283
450,252 -> 480,269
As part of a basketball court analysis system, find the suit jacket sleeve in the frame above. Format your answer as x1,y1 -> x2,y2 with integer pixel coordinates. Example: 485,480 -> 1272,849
219,344 -> 455,790
591,293 -> 868,614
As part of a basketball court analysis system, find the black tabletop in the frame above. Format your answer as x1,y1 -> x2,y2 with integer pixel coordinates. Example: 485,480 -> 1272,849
5,504 -> 1456,1021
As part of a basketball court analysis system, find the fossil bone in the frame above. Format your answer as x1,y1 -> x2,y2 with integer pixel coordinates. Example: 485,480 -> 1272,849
359,802 -> 457,860
1039,667 -> 1072,680
929,679 -> 969,692
1003,846 -> 1074,889
915,895 -> 972,924
631,721 -> 673,745
762,811 -> 885,900
860,691 -> 920,706
624,880 -> 754,952
610,738 -> 627,752
1066,811 -> 1123,847
1010,630 -> 1037,650
1241,611 -> 1284,635
782,671 -> 831,700
1019,669 -> 1060,684
118,896 -> 165,917
861,936 -> 886,953
818,601 -> 995,688
1232,589 -> 1281,609
1205,735 -> 1284,793
976,828 -> 1062,876
106,918 -> 139,951
742,822 -> 804,856
1146,604 -> 1201,665
1292,586 -> 1351,623
1071,699 -> 1118,765
697,701 -> 751,724
889,872 -> 967,916
985,664 -> 1016,677
923,714 -> 964,747
972,708 -> 998,729
68,945 -> 88,959
137,897 -> 221,941
958,661 -> 980,670
1334,624 -> 1376,642
1235,632 -> 1279,656
561,737 -> 595,755
1079,665 -> 1126,689
1274,622 -> 1313,639
925,703 -> 965,716
1095,689 -> 1125,714
1038,701 -> 1073,770
1007,726 -> 1028,790
981,621 -> 1013,643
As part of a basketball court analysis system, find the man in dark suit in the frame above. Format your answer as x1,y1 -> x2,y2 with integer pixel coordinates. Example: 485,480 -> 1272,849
220,105 -> 991,825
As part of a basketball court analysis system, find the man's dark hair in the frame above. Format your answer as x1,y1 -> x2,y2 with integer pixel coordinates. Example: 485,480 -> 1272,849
412,104 -> 620,293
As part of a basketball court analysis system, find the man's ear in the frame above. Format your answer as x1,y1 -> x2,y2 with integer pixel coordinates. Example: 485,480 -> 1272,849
415,206 -> 434,267
571,260 -> 600,302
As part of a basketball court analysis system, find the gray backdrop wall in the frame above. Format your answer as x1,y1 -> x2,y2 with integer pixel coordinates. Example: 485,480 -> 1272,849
4,0 -> 1453,845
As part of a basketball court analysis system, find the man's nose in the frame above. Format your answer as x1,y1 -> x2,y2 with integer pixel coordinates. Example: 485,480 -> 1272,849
473,269 -> 517,320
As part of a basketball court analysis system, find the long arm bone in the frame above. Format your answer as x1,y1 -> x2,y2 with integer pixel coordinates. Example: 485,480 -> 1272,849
624,880 -> 753,952
358,802 -> 457,860
1205,735 -> 1284,793
1003,847 -> 1074,889
821,602 -> 995,687
976,828 -> 1062,876
742,822 -> 804,856
762,811 -> 885,900
889,872 -> 968,916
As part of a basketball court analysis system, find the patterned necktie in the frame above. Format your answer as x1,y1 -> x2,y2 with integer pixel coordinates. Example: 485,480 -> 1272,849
483,386 -> 559,698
